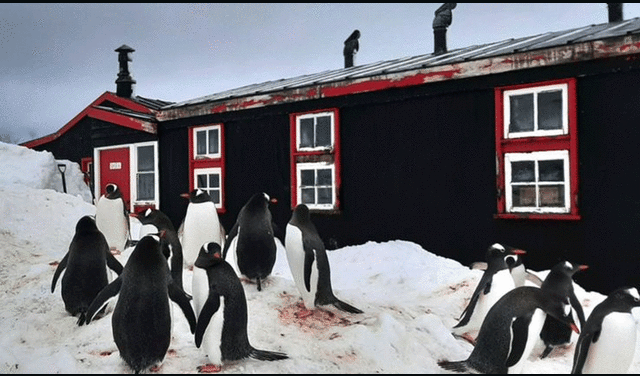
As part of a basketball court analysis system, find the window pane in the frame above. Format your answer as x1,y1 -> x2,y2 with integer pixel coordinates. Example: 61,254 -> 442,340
317,188 -> 332,204
538,90 -> 563,130
511,161 -> 535,182
301,169 -> 315,186
137,173 -> 154,200
209,174 -> 220,188
539,160 -> 564,182
316,169 -> 332,186
299,118 -> 314,148
208,129 -> 219,154
316,116 -> 331,147
137,146 -> 154,172
301,188 -> 315,204
512,185 -> 536,207
509,94 -> 534,133
539,185 -> 564,207
209,189 -> 220,204
197,174 -> 207,188
196,130 -> 207,155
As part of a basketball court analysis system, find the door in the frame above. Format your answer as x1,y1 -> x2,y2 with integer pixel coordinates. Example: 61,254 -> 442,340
99,147 -> 130,209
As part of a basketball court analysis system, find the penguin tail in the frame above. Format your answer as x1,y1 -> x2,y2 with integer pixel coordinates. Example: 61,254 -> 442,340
332,299 -> 364,314
249,348 -> 289,361
540,344 -> 554,359
437,359 -> 469,373
76,310 -> 87,326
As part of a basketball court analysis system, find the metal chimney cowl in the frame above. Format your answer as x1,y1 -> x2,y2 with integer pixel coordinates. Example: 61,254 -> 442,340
115,44 -> 136,98
607,3 -> 623,23
433,3 -> 456,55
343,29 -> 360,68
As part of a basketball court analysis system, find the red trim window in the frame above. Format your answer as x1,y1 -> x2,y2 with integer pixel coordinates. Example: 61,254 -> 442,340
495,78 -> 579,220
290,108 -> 341,212
188,124 -> 225,213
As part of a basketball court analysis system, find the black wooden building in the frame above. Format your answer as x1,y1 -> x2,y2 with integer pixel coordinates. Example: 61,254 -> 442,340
24,7 -> 640,294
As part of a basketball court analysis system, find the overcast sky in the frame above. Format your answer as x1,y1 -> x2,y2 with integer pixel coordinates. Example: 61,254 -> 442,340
2,3 -> 639,143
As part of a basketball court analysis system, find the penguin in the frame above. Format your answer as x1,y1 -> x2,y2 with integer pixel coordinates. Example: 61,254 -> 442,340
284,204 -> 363,314
438,261 -> 584,374
505,253 -> 544,288
222,192 -> 277,291
95,183 -> 130,255
571,287 -> 640,374
51,215 -> 124,325
82,232 -> 196,374
180,189 -> 225,270
194,242 -> 288,371
132,208 -> 184,291
452,243 -> 526,344
538,261 -> 588,358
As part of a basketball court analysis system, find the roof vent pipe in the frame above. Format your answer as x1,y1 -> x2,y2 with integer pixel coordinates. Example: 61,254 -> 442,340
607,3 -> 623,23
433,3 -> 456,55
115,44 -> 136,98
343,29 -> 360,68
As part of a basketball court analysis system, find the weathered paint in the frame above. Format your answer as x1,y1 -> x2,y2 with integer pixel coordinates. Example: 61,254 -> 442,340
158,34 -> 640,122
89,108 -> 157,134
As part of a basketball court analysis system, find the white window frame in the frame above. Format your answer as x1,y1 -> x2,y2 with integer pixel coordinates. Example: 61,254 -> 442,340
295,162 -> 336,210
296,111 -> 335,152
504,150 -> 570,214
193,167 -> 222,209
503,83 -> 569,139
193,124 -> 221,159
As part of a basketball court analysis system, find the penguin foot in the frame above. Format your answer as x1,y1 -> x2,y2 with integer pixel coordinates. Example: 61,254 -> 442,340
197,364 -> 222,373
149,364 -> 163,373
109,247 -> 121,256
294,303 -> 314,319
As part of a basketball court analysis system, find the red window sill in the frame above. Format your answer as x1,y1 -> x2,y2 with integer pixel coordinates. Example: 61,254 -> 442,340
494,213 -> 581,221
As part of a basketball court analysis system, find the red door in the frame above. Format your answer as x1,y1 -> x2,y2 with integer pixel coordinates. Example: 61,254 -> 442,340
99,147 -> 130,209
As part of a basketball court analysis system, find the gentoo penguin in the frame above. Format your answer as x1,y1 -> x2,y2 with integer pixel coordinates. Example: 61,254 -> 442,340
505,253 -> 543,288
132,208 -> 184,291
452,243 -> 526,344
539,261 -> 588,358
51,216 -> 123,325
438,261 -> 583,374
194,242 -> 288,371
222,192 -> 278,291
95,183 -> 130,254
571,287 -> 640,374
284,204 -> 363,314
82,233 -> 196,374
180,189 -> 225,270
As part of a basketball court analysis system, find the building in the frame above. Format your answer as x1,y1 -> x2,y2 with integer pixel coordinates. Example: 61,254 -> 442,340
24,5 -> 640,293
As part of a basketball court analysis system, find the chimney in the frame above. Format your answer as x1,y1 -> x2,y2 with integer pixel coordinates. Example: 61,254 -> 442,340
607,3 -> 623,23
433,3 -> 456,55
115,44 -> 136,98
343,29 -> 360,68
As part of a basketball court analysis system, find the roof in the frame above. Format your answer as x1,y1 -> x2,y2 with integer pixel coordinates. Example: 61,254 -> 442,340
161,17 -> 640,112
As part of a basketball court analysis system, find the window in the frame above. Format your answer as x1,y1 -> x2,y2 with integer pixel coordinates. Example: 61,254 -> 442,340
495,79 -> 579,220
136,145 -> 155,201
189,124 -> 225,212
290,109 -> 340,211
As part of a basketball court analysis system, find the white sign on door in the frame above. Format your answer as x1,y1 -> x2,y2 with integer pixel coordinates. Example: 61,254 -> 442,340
110,162 -> 122,170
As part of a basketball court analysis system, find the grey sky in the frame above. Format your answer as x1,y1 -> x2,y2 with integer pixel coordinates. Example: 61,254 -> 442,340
1,3 -> 638,143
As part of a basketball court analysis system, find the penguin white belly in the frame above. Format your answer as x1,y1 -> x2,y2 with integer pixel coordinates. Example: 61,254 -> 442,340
182,203 -> 221,268
509,264 -> 527,288
508,308 -> 546,374
202,297 -> 225,365
460,269 -> 515,334
225,227 -> 241,277
96,198 -> 128,252
192,267 -> 209,316
284,224 -> 318,309
582,312 -> 637,374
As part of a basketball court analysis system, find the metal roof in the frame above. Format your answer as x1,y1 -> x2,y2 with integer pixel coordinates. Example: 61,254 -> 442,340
133,95 -> 175,111
163,17 -> 640,110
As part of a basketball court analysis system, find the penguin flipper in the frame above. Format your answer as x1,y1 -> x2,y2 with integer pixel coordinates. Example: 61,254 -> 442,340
454,272 -> 493,327
222,223 -> 239,260
332,299 -> 363,314
106,250 -> 124,275
303,249 -> 316,293
506,313 -> 532,367
525,272 -> 544,287
570,292 -> 586,327
168,281 -> 197,334
571,326 -> 599,374
195,292 -> 222,348
249,348 -> 289,361
83,276 -> 122,325
51,252 -> 69,293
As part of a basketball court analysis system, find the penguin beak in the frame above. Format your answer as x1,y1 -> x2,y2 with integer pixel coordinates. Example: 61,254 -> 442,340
577,264 -> 589,271
512,249 -> 526,256
129,212 -> 139,218
269,197 -> 278,204
213,252 -> 222,259
180,193 -> 190,199
570,323 -> 580,334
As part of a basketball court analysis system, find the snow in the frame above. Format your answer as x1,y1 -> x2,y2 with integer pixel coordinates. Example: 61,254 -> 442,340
1,140 -> 640,374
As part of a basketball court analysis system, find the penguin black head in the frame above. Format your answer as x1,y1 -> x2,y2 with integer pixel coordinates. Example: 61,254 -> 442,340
75,215 -> 99,233
608,287 -> 640,313
290,204 -> 311,226
486,243 -> 526,263
194,242 -> 223,269
542,260 -> 588,298
181,189 -> 213,204
105,183 -> 121,199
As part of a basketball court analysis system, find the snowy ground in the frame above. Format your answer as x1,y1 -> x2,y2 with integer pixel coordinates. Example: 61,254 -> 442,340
1,140 -> 640,374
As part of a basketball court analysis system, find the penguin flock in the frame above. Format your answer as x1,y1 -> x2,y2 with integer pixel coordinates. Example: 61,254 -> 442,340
50,184 -> 640,373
